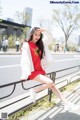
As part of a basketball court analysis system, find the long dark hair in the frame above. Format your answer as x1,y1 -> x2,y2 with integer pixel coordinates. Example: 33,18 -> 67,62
27,27 -> 44,59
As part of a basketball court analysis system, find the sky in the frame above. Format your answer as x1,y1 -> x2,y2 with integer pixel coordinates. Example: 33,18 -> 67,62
0,0 -> 68,38
0,0 -> 55,27
0,0 -> 80,40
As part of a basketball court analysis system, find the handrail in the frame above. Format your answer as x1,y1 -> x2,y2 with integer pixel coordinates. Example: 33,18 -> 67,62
0,64 -> 80,117
0,79 -> 26,88
48,65 -> 80,73
0,84 -> 16,100
0,65 -> 80,100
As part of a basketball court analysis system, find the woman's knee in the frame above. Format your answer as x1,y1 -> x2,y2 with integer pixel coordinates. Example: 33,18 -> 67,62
34,75 -> 54,88
46,80 -> 54,88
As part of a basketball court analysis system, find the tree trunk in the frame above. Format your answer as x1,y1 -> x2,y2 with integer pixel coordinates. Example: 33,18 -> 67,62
65,40 -> 67,51
64,34 -> 68,52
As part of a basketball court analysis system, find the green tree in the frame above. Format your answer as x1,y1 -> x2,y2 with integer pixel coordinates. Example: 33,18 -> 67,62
8,35 -> 15,48
21,27 -> 30,40
52,4 -> 80,50
15,11 -> 29,24
14,11 -> 31,40
38,17 -> 54,46
38,17 -> 53,32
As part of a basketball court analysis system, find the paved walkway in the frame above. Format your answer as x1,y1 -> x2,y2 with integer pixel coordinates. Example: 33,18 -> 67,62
20,83 -> 80,120
0,49 -> 20,55
0,49 -> 78,55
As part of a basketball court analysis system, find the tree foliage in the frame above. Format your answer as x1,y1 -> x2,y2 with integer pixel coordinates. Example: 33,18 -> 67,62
52,4 -> 80,49
15,11 -> 30,24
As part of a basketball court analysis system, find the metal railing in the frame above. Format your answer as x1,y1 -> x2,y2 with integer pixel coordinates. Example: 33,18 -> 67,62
0,65 -> 80,116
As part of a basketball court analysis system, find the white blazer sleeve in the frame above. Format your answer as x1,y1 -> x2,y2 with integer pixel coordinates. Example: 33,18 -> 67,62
20,42 -> 34,80
42,33 -> 53,65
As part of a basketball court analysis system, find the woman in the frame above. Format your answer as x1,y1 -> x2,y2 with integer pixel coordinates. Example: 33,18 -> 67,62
20,27 -> 78,110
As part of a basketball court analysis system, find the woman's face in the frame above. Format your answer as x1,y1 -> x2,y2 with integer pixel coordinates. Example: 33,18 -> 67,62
32,30 -> 41,43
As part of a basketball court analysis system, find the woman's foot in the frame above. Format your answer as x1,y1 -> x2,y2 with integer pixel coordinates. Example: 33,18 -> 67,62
30,88 -> 37,103
64,102 -> 79,111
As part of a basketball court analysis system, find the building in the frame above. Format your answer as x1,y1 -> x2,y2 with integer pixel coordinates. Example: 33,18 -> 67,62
0,19 -> 31,39
23,7 -> 33,26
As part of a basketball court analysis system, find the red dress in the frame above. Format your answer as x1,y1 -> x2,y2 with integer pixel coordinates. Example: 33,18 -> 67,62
28,41 -> 46,80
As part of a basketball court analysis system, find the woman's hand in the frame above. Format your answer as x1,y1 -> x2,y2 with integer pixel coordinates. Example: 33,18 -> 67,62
37,28 -> 45,33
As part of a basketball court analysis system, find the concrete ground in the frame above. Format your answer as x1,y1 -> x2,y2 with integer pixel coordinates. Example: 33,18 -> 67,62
20,83 -> 80,120
1,48 -> 80,120
0,48 -> 20,55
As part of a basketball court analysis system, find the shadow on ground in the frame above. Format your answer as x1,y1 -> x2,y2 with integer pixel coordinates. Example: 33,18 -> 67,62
43,112 -> 80,120
34,86 -> 80,120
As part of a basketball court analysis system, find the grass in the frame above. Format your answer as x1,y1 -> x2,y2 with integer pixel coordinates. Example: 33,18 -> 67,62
9,79 -> 80,120
60,79 -> 80,92
9,97 -> 56,120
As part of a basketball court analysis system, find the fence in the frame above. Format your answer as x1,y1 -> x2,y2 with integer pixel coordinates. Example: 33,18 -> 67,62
0,64 -> 80,119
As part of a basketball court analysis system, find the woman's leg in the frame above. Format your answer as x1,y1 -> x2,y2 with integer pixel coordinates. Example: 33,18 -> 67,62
33,74 -> 68,104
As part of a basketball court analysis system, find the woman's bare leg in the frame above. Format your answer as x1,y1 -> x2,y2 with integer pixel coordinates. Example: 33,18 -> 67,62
33,74 -> 68,104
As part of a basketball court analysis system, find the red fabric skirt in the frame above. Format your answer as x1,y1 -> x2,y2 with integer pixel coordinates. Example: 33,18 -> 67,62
28,70 -> 46,80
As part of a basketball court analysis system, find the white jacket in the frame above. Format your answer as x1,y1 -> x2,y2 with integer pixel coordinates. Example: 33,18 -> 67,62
20,42 -> 34,80
20,35 -> 53,80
